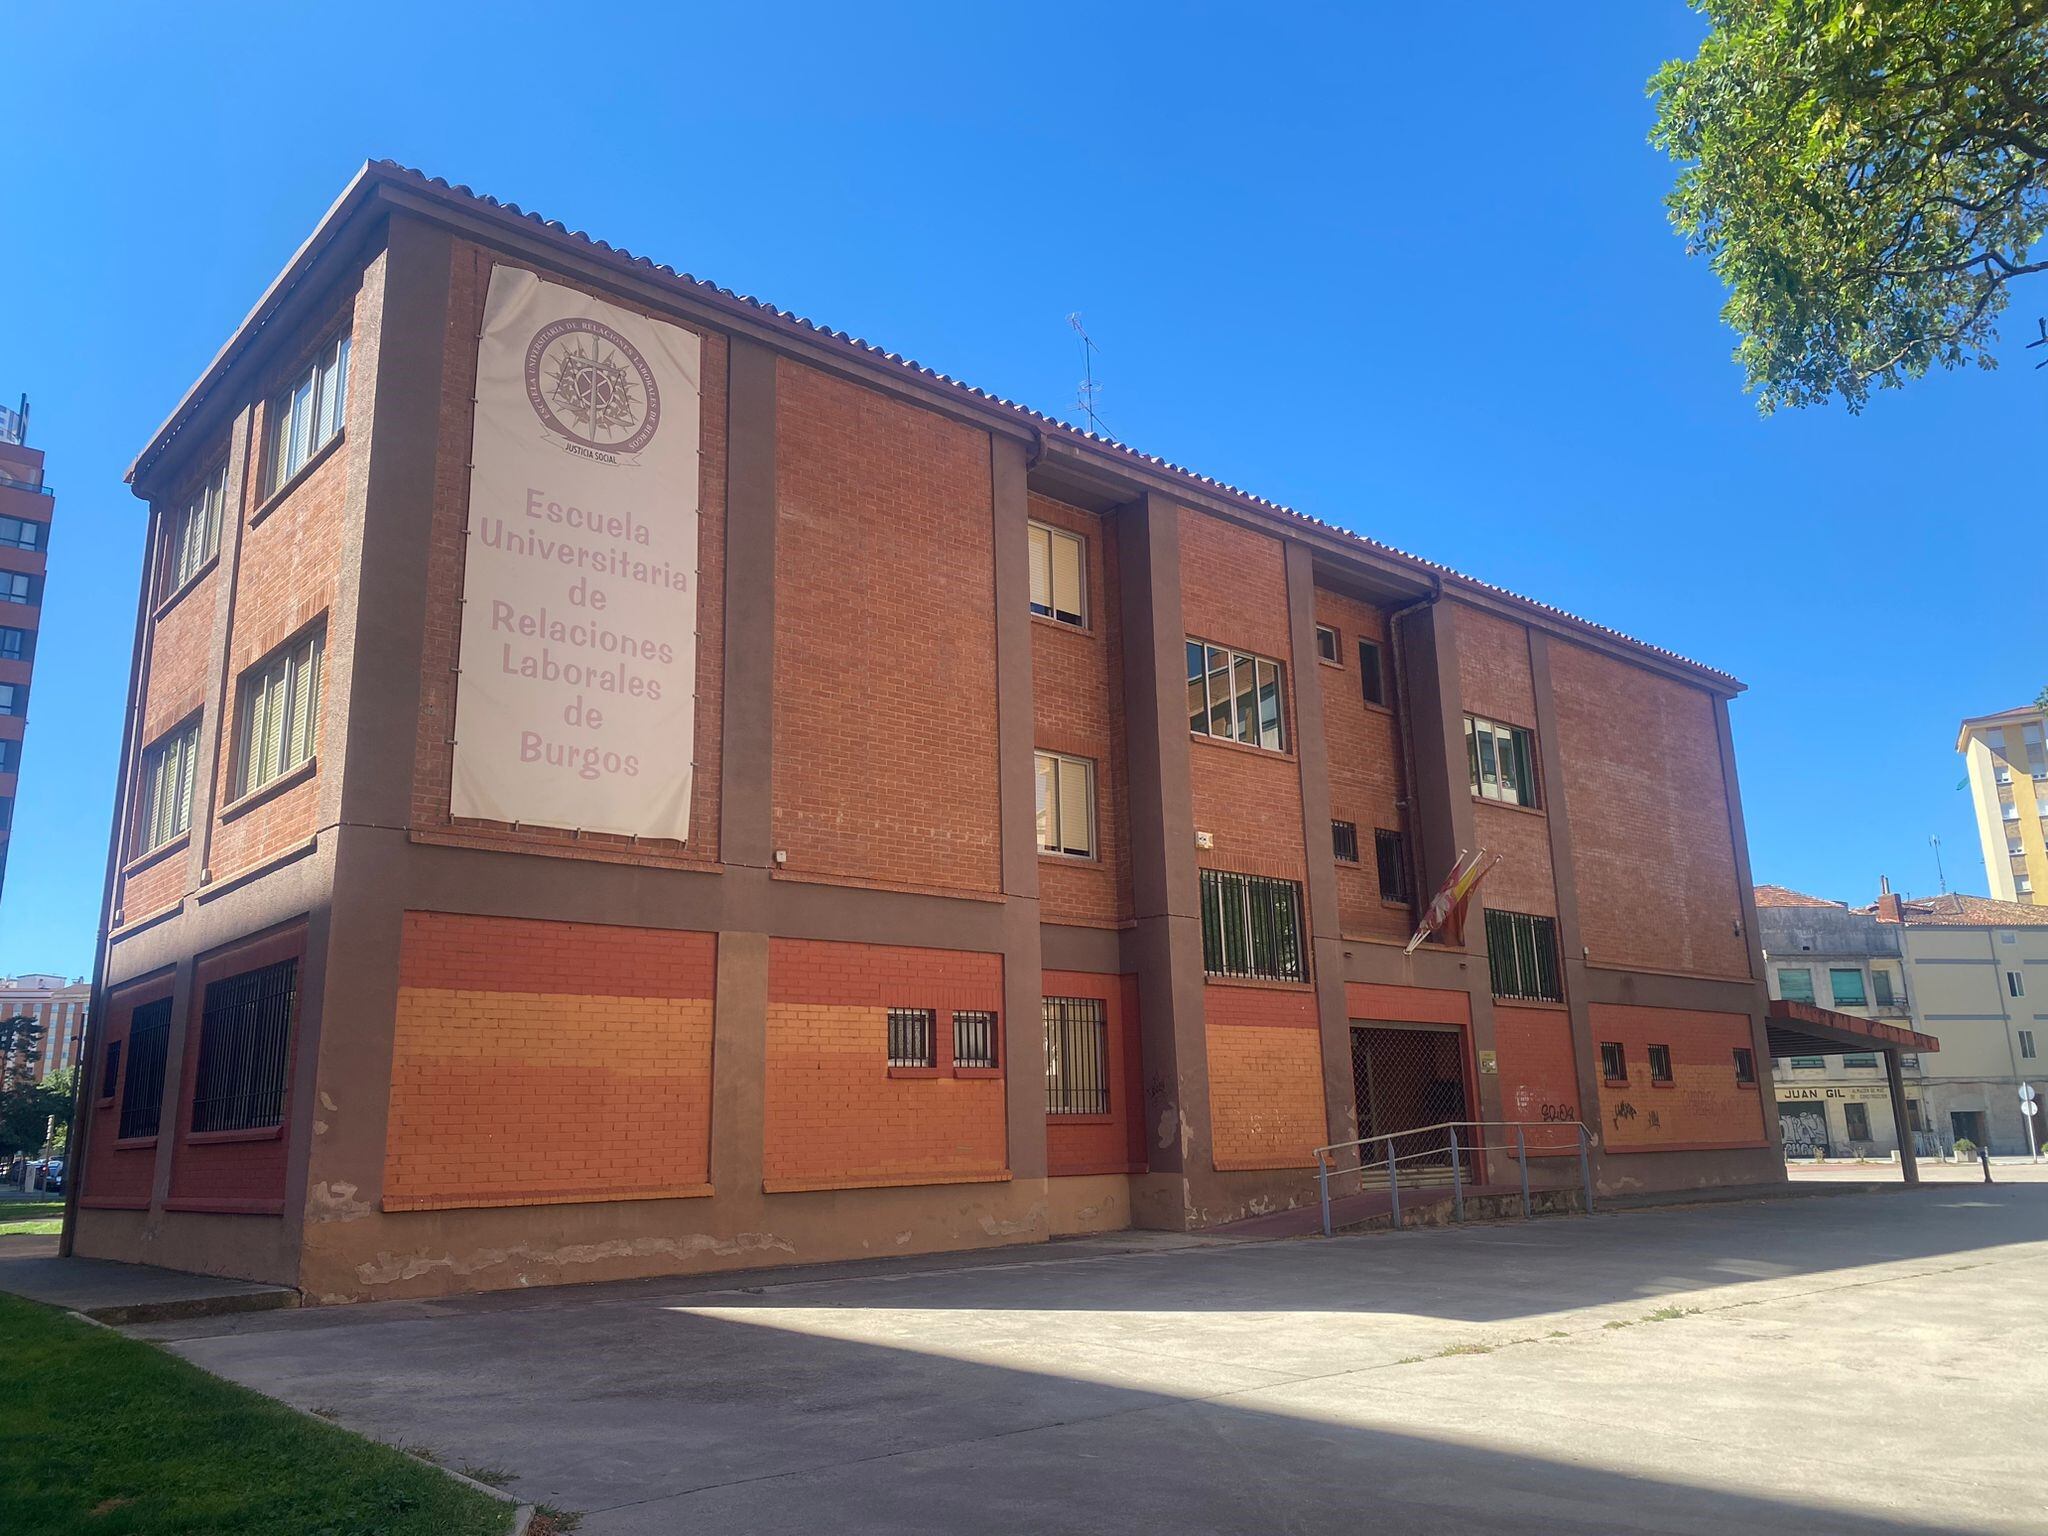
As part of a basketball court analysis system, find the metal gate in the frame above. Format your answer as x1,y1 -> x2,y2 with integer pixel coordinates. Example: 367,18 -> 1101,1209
1350,1024 -> 1473,1185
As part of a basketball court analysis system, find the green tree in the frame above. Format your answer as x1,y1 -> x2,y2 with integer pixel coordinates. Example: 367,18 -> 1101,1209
0,1013 -> 42,1091
1650,0 -> 2048,411
0,1072 -> 68,1161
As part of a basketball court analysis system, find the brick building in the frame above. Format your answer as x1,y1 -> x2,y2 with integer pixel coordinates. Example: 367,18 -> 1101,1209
67,164 -> 1783,1301
1,972 -> 89,1084
0,394 -> 52,900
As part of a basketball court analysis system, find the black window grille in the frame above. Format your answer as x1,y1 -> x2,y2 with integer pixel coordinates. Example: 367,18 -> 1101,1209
1733,1047 -> 1756,1085
1484,908 -> 1562,1003
1331,820 -> 1359,864
1600,1041 -> 1626,1081
1374,828 -> 1411,904
1199,870 -> 1306,983
952,1010 -> 998,1069
99,1039 -> 122,1101
191,959 -> 297,1133
1044,997 -> 1109,1114
119,998 -> 173,1140
1648,1044 -> 1673,1083
887,1007 -> 935,1068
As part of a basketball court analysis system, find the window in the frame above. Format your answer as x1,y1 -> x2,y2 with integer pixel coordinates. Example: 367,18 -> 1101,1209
1599,1041 -> 1626,1082
1466,715 -> 1537,807
1843,1053 -> 1877,1068
136,716 -> 201,855
1199,869 -> 1306,982
1829,968 -> 1867,1007
1331,820 -> 1360,864
118,999 -> 173,1140
2022,1029 -> 2038,1061
1485,909 -> 1562,1003
1844,1102 -> 1872,1142
1733,1047 -> 1756,1085
0,739 -> 16,774
1358,639 -> 1386,707
1789,1055 -> 1825,1069
952,1010 -> 998,1069
1044,996 -> 1109,1114
1034,751 -> 1095,858
1186,641 -> 1287,752
0,571 -> 39,606
0,683 -> 23,717
886,1008 -> 935,1068
235,628 -> 323,798
1872,970 -> 1896,1006
265,334 -> 350,496
99,1039 -> 122,1101
2008,970 -> 2026,998
1648,1044 -> 1673,1084
162,462 -> 228,595
1375,828 -> 1412,904
0,515 -> 41,551
0,627 -> 31,662
190,959 -> 298,1133
1315,624 -> 1340,664
1026,520 -> 1086,627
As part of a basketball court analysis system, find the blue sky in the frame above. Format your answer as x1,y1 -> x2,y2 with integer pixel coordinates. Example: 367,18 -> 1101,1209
2,3 -> 2041,976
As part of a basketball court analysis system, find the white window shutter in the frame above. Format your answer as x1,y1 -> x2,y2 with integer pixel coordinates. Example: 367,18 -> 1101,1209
1028,525 -> 1052,614
1057,758 -> 1093,857
1051,529 -> 1083,622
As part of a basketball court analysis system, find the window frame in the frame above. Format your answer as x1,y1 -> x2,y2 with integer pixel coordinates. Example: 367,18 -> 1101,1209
1033,750 -> 1097,860
0,515 -> 42,552
1374,828 -> 1413,904
262,332 -> 351,500
1026,520 -> 1087,629
1647,1043 -> 1674,1084
0,570 -> 40,607
160,460 -> 229,600
1358,638 -> 1387,708
886,1007 -> 937,1070
1314,623 -> 1340,665
1872,969 -> 1896,1007
0,627 -> 31,662
1599,1041 -> 1627,1084
1043,995 -> 1110,1115
1828,968 -> 1868,1007
189,959 -> 298,1136
951,1009 -> 1000,1071
1465,714 -> 1539,807
1186,639 -> 1288,754
1331,819 -> 1360,864
134,714 -> 202,858
1733,1047 -> 1756,1085
1843,1101 -> 1873,1142
1776,966 -> 1816,1004
1198,869 -> 1307,983
2021,1028 -> 2038,1061
2008,970 -> 2026,998
233,626 -> 324,801
1485,908 -> 1563,1003
117,998 -> 174,1142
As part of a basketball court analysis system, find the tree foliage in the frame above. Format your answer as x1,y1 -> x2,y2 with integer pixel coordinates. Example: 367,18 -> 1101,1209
1651,0 -> 2048,411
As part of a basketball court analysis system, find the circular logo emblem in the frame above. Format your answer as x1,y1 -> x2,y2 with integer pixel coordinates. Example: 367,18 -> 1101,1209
524,318 -> 661,454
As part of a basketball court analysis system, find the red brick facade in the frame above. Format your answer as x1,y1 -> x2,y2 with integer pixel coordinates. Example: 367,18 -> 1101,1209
1041,970 -> 1145,1177
1314,586 -> 1409,943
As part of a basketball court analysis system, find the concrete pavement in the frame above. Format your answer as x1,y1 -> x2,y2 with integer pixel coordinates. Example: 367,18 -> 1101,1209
135,1187 -> 2048,1533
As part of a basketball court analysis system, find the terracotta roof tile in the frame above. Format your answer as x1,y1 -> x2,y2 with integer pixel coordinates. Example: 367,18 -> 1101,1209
1872,891 -> 2048,927
1752,884 -> 1845,909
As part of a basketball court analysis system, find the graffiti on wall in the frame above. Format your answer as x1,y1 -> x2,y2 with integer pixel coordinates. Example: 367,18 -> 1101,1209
1777,1106 -> 1829,1159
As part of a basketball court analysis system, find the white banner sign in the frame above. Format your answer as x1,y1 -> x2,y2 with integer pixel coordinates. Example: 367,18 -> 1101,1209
452,266 -> 700,840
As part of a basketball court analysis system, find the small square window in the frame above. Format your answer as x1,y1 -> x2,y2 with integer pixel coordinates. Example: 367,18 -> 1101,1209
952,1010 -> 998,1069
1599,1041 -> 1626,1082
1648,1044 -> 1673,1084
1358,639 -> 1386,707
1331,819 -> 1359,863
1733,1047 -> 1756,1085
1374,828 -> 1412,904
887,1008 -> 936,1068
1315,624 -> 1340,664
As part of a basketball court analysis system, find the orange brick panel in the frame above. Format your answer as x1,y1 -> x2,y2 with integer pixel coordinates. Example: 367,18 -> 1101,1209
1453,601 -> 1540,727
1344,982 -> 1471,1028
1589,1003 -> 1766,1151
1493,1004 -> 1583,1155
140,571 -> 217,740
1179,506 -> 1292,661
1315,586 -> 1409,943
772,359 -> 999,895
399,912 -> 717,998
1207,1012 -> 1328,1170
1550,642 -> 1751,979
1475,801 -> 1558,918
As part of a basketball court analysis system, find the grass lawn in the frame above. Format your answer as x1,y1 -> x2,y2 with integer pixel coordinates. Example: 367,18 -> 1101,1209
0,1199 -> 64,1236
0,1292 -> 513,1536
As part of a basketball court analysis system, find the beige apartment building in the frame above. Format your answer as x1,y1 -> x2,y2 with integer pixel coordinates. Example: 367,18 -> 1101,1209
1959,704 -> 2048,905
0,972 -> 89,1083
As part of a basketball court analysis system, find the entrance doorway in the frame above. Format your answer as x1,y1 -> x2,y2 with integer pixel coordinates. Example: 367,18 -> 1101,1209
1350,1024 -> 1471,1181
1950,1109 -> 1989,1152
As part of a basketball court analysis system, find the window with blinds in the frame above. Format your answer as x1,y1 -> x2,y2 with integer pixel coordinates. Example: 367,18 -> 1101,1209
1484,908 -> 1562,1003
235,628 -> 323,799
163,461 -> 228,595
1034,750 -> 1095,858
265,334 -> 350,496
1044,996 -> 1109,1114
191,958 -> 298,1133
136,716 -> 201,855
1027,521 -> 1086,627
1199,869 -> 1306,982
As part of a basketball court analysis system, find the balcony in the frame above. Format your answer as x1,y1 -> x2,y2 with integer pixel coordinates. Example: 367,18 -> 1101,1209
0,472 -> 48,498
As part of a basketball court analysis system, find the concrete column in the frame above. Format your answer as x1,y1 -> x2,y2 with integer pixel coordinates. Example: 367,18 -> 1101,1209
1714,693 -> 1786,1165
991,437 -> 1046,1185
1284,543 -> 1355,1160
1116,492 -> 1210,1218
1884,1048 -> 1920,1185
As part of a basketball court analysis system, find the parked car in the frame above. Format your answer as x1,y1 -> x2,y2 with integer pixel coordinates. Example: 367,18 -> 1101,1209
37,1158 -> 63,1194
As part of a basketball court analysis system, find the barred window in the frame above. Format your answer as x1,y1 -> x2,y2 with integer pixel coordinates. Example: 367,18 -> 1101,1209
953,1010 -> 998,1069
1485,908 -> 1562,1003
99,1039 -> 122,1101
191,959 -> 298,1134
887,1007 -> 936,1068
1648,1044 -> 1673,1083
1199,869 -> 1306,983
1733,1047 -> 1756,1085
1599,1041 -> 1626,1082
1044,996 -> 1109,1114
1374,828 -> 1411,904
266,333 -> 349,496
119,998 -> 173,1140
235,628 -> 322,798
1331,820 -> 1359,864
136,716 -> 201,855
162,461 -> 228,596
1186,640 -> 1286,752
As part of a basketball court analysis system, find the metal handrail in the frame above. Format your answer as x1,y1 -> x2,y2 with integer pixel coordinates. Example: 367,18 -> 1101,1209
0,473 -> 49,497
1312,1118 -> 1595,1236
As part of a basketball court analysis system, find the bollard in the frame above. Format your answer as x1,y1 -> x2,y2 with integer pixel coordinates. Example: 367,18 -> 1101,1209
1389,1144 -> 1402,1230
1450,1128 -> 1463,1223
1517,1124 -> 1531,1219
1980,1143 -> 1994,1185
1317,1152 -> 1332,1238
1578,1124 -> 1596,1214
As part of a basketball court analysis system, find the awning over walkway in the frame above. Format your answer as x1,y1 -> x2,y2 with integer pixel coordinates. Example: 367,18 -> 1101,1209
1764,998 -> 1939,1060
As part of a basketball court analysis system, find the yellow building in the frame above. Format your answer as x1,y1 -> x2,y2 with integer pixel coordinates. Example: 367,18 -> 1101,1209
1958,705 -> 2048,904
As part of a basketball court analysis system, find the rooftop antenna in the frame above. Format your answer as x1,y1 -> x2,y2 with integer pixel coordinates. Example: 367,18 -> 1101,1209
1066,313 -> 1111,439
1930,833 -> 1948,893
